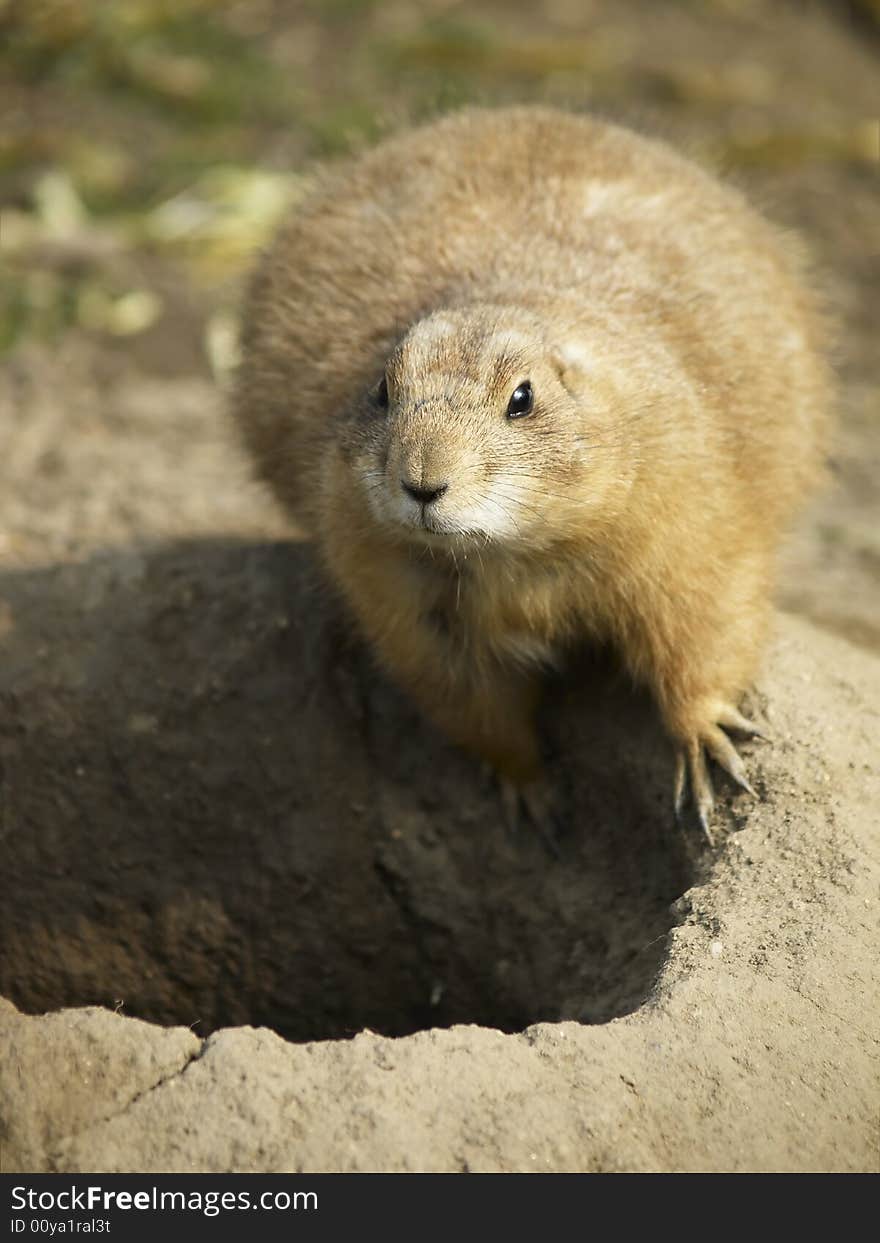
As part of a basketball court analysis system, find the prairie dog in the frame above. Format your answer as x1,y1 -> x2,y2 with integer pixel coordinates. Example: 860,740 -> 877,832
234,107 -> 831,832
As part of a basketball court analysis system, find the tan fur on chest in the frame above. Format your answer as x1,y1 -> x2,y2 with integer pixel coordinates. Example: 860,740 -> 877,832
424,551 -> 586,669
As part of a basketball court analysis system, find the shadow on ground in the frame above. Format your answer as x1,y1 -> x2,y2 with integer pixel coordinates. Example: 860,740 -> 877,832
0,538 -> 698,1041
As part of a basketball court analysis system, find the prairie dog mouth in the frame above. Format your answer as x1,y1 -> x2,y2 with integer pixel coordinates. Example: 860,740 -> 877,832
395,495 -> 478,547
408,509 -> 463,542
396,481 -> 458,537
361,465 -> 522,546
396,484 -> 523,546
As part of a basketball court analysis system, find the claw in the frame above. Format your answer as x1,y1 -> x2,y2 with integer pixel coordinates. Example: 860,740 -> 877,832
498,777 -> 561,859
696,804 -> 714,845
674,707 -> 761,841
704,725 -> 757,797
717,704 -> 768,739
673,751 -> 686,824
688,740 -> 715,842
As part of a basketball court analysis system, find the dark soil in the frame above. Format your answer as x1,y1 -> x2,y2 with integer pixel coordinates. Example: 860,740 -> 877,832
1,538 -> 695,1041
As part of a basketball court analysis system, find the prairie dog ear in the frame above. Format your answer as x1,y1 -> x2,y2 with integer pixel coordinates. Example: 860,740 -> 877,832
550,339 -> 592,396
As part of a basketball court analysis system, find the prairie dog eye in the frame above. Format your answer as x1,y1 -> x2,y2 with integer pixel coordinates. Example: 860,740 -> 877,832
506,380 -> 533,419
375,375 -> 389,408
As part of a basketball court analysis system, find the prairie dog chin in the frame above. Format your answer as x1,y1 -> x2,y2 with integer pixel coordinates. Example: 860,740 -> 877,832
234,105 -> 832,834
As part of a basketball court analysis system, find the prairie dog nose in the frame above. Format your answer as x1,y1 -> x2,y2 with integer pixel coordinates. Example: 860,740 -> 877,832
401,478 -> 448,505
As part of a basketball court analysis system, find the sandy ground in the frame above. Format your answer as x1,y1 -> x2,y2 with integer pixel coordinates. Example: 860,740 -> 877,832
0,0 -> 878,1172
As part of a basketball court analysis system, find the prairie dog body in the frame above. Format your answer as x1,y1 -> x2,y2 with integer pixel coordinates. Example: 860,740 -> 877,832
235,107 -> 830,830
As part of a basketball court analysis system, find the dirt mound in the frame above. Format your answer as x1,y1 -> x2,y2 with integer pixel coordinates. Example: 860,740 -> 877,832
1,536 -> 694,1042
2,614 -> 877,1173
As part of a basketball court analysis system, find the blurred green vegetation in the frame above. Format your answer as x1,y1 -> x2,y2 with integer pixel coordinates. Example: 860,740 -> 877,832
0,0 -> 875,363
2,1 -> 295,122
1,1 -> 306,358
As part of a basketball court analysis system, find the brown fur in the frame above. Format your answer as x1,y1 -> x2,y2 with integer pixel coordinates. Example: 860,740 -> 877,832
234,107 -> 832,818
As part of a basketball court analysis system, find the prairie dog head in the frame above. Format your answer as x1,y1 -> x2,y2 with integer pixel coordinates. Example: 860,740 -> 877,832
342,305 -> 628,552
